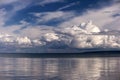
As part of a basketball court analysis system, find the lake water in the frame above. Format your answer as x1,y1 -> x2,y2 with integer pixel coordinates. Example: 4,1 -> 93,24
0,57 -> 120,80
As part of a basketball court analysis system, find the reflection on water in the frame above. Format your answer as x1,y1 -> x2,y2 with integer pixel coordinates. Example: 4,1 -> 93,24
0,57 -> 120,80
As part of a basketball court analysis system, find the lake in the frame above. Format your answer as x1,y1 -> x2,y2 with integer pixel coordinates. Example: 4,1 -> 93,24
0,55 -> 120,80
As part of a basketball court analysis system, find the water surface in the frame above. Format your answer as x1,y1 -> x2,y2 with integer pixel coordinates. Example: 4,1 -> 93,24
0,57 -> 120,80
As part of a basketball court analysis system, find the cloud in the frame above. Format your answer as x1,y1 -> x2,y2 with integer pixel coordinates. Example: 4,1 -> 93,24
0,8 -> 20,34
58,3 -> 120,30
113,0 -> 120,3
0,0 -> 17,5
112,13 -> 120,17
5,2 -> 119,41
0,0 -> 32,12
11,0 -> 32,12
57,1 -> 80,11
1,1 -> 120,36
0,20 -> 120,53
0,0 -> 33,28
18,25 -> 55,39
0,20 -> 28,35
31,11 -> 75,24
38,0 -> 64,6
0,0 -> 120,52
0,8 -> 7,26
104,17 -> 120,30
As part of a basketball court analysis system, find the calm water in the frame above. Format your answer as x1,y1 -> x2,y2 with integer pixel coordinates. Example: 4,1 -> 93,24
0,57 -> 120,80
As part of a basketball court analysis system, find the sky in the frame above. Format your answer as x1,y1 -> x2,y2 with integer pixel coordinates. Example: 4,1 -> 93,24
0,0 -> 119,35
0,0 -> 120,53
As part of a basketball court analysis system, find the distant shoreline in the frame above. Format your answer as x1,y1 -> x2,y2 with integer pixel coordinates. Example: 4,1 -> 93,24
0,51 -> 120,58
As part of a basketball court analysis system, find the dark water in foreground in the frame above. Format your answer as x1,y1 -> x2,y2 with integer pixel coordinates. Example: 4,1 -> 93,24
0,55 -> 120,80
